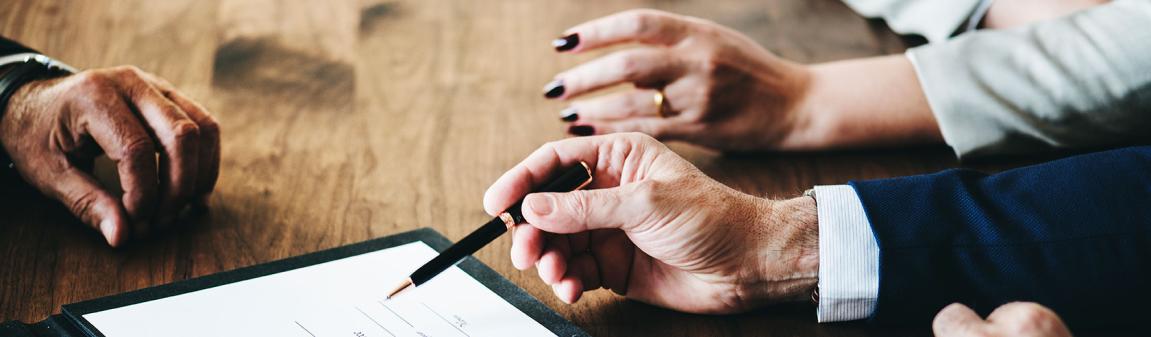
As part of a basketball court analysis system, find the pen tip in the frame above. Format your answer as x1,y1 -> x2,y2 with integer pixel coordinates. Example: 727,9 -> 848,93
386,278 -> 413,300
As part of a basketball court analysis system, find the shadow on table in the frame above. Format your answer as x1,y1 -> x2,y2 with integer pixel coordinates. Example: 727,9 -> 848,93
576,298 -> 928,337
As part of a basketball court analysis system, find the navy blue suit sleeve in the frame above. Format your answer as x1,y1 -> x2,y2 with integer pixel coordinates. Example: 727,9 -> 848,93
849,146 -> 1151,329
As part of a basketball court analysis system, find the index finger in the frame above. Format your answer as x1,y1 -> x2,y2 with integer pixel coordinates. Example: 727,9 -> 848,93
482,133 -> 656,215
72,80 -> 160,224
559,9 -> 692,53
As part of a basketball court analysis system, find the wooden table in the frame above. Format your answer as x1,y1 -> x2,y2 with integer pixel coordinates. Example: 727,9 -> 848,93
1,0 -> 975,335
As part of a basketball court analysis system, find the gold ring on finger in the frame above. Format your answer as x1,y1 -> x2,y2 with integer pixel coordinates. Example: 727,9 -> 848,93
653,90 -> 669,118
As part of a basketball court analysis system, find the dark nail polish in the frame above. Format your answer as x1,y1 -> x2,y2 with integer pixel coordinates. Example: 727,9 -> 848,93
552,33 -> 580,52
568,125 -> 594,136
543,80 -> 565,99
560,107 -> 578,122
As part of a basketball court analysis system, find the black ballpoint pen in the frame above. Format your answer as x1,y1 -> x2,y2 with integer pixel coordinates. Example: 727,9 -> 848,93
386,161 -> 593,299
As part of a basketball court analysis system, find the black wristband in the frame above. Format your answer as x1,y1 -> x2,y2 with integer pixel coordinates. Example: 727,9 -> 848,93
0,59 -> 67,119
0,58 -> 71,170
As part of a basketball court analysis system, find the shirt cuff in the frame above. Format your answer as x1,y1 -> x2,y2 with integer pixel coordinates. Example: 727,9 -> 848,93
814,185 -> 879,322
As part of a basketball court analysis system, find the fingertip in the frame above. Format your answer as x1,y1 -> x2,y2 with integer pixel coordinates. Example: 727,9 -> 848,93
512,255 -> 530,270
483,169 -> 527,216
566,125 -> 595,137
551,283 -> 567,303
510,238 -> 531,271
933,303 -> 981,334
524,193 -> 555,218
99,219 -> 121,247
511,225 -> 544,270
556,277 -> 583,304
482,189 -> 501,216
88,194 -> 130,247
552,33 -> 580,52
537,250 -> 567,285
543,79 -> 565,99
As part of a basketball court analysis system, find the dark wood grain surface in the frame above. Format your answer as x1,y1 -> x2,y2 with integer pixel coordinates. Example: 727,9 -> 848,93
0,1 -> 986,336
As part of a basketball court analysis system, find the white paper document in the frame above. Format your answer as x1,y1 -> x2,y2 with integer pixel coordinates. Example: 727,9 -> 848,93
82,242 -> 556,337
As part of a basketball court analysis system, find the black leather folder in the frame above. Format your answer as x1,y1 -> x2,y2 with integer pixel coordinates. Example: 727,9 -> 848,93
0,228 -> 587,337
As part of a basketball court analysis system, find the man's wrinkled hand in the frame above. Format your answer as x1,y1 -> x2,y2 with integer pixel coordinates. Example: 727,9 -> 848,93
0,66 -> 220,247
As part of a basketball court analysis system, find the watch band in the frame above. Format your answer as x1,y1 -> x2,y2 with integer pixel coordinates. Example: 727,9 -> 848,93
0,53 -> 78,73
0,54 -> 75,170
0,54 -> 74,117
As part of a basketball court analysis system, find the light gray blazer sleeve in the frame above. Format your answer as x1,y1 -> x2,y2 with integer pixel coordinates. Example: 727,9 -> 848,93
840,0 -> 984,43
907,0 -> 1151,158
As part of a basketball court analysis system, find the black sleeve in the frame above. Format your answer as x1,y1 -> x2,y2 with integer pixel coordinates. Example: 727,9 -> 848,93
0,36 -> 38,56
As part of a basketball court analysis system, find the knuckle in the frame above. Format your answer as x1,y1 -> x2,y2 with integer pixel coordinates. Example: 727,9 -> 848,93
112,65 -> 145,78
120,138 -> 156,159
71,70 -> 111,92
541,140 -> 561,153
110,66 -> 151,86
564,193 -> 591,220
197,115 -> 221,138
66,187 -> 100,221
697,54 -> 721,76
614,53 -> 641,80
624,10 -> 659,37
166,121 -> 201,145
1010,305 -> 1058,333
627,132 -> 658,145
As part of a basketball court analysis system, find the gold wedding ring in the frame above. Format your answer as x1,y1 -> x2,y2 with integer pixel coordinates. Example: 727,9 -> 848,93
653,90 -> 669,118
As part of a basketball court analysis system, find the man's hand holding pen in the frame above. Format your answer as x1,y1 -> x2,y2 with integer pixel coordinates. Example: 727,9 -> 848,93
483,133 -> 819,314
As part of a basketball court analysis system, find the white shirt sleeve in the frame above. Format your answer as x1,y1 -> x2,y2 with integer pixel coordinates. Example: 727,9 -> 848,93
838,0 -> 983,43
814,185 -> 880,322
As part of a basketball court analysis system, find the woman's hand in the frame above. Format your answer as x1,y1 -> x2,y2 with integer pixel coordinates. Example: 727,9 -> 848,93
543,9 -> 816,151
545,9 -> 943,152
483,133 -> 819,313
0,66 -> 220,247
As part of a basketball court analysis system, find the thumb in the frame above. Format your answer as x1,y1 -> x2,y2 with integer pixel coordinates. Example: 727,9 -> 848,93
51,168 -> 130,247
521,188 -> 634,233
933,303 -> 986,337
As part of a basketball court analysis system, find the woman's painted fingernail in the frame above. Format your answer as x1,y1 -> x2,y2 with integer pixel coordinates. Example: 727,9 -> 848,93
543,79 -> 565,99
560,107 -> 578,122
567,125 -> 594,136
552,33 -> 579,52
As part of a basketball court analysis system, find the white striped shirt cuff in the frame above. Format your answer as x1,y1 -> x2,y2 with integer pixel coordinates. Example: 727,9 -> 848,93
814,185 -> 880,322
